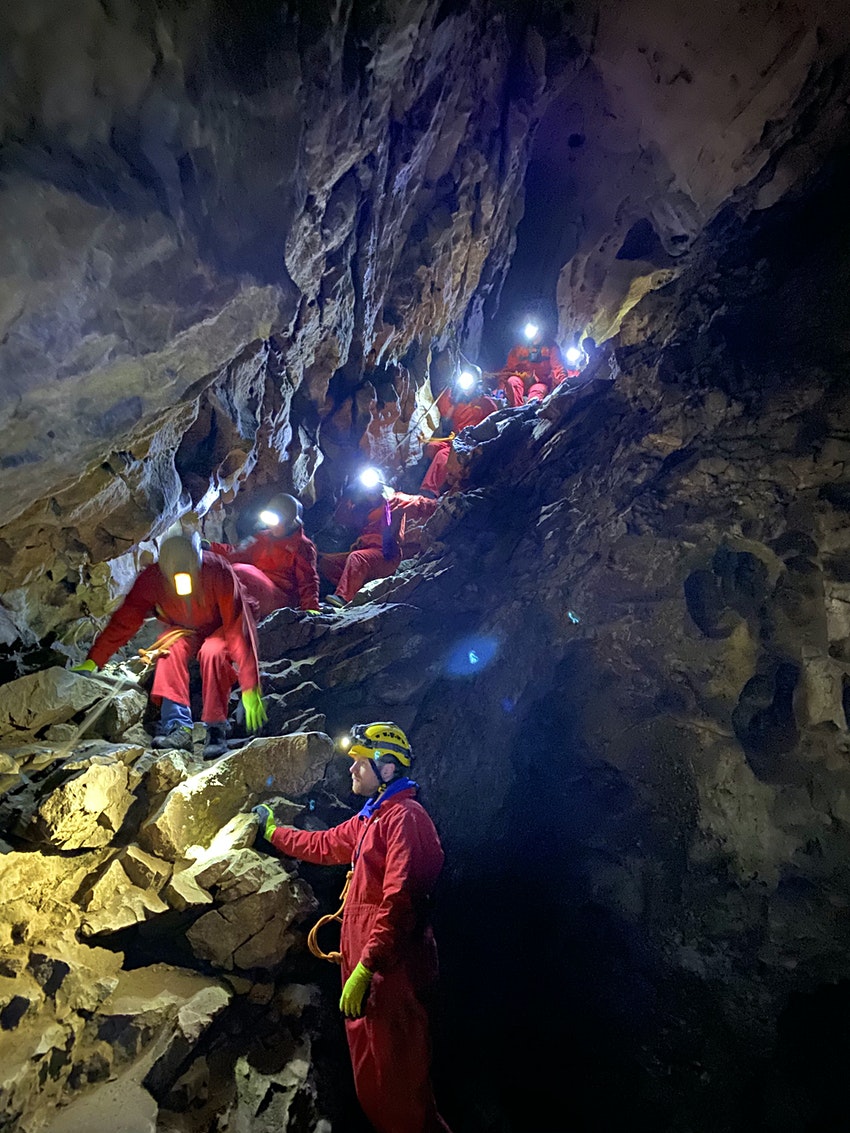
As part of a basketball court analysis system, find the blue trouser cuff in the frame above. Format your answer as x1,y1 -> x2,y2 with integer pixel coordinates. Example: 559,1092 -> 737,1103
161,697 -> 192,730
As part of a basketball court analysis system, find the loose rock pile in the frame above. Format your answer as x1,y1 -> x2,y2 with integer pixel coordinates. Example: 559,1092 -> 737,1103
0,671 -> 335,1133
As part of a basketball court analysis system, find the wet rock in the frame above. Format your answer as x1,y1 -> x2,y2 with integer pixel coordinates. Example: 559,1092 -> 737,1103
139,732 -> 333,861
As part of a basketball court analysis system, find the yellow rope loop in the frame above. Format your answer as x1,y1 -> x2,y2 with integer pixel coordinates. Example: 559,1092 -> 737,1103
307,869 -> 352,965
137,627 -> 194,668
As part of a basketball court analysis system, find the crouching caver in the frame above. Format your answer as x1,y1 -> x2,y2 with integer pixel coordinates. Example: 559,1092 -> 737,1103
72,533 -> 266,758
252,722 -> 452,1133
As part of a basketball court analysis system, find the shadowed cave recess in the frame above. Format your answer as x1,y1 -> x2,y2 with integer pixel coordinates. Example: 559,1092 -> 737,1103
3,1 -> 850,1131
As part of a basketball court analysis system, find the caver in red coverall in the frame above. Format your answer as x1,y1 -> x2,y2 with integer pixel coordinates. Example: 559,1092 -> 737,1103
421,386 -> 500,497
501,340 -> 568,406
319,492 -> 438,603
86,552 -> 260,723
270,788 -> 451,1133
210,527 -> 320,617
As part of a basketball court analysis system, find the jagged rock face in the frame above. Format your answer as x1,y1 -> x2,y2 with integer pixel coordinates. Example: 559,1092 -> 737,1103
0,0 -> 572,654
249,165 -> 850,1129
0,722 -> 338,1133
3,2 -> 850,661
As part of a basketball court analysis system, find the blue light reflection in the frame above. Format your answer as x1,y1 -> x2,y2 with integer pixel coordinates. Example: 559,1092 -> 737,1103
443,634 -> 499,678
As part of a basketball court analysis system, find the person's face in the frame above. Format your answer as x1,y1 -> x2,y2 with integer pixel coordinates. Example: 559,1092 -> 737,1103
350,758 -> 381,796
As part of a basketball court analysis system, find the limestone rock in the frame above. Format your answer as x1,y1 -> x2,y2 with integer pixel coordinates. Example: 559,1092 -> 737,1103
162,869 -> 213,914
80,858 -> 169,937
119,846 -> 171,892
0,668 -> 114,739
29,756 -> 139,851
139,732 -> 333,861
186,854 -> 315,971
225,1038 -> 325,1133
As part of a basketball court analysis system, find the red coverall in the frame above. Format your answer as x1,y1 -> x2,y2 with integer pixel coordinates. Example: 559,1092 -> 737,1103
319,494 -> 438,603
86,553 -> 260,723
501,341 -> 568,406
421,388 -> 499,497
271,788 -> 451,1133
210,528 -> 320,617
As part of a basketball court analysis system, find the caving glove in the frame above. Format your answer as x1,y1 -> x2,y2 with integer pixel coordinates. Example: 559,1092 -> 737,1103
339,962 -> 373,1019
242,688 -> 267,732
71,659 -> 98,674
251,803 -> 277,841
381,535 -> 399,561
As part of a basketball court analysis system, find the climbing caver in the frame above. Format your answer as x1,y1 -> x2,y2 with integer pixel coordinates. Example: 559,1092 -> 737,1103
252,721 -> 452,1133
209,492 -> 321,617
73,532 -> 266,759
420,374 -> 500,497
498,319 -> 568,405
319,481 -> 438,608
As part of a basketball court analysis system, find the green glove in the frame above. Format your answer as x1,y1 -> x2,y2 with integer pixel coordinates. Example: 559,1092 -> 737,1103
242,687 -> 267,732
71,659 -> 98,673
339,962 -> 373,1019
251,804 -> 277,841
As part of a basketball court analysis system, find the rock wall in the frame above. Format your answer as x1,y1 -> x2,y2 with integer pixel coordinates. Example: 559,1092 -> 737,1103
0,709 -> 339,1133
250,155 -> 850,1129
0,0 -> 578,656
4,1 -> 850,669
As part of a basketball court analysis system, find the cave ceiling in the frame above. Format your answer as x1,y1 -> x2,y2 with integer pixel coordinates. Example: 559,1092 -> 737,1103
0,0 -> 849,649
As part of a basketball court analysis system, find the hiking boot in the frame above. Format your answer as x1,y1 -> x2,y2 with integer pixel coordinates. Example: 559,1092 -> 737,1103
325,593 -> 348,609
203,723 -> 229,760
152,724 -> 193,752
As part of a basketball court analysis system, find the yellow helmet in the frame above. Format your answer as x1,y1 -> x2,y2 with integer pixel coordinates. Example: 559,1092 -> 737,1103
345,722 -> 412,767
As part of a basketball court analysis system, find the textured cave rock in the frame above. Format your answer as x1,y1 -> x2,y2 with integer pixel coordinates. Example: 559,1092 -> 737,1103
0,0 -> 575,657
0,680 -> 339,1132
2,1 -> 849,666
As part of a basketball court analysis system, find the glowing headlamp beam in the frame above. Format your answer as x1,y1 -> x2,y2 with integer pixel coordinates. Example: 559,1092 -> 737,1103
566,346 -> 582,364
457,370 -> 476,391
259,509 -> 281,527
523,321 -> 540,340
359,467 -> 382,490
174,572 -> 193,596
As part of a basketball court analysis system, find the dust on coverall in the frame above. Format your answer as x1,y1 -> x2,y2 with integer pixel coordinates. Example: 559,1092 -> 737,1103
270,787 -> 452,1133
210,527 -> 320,617
319,493 -> 438,603
502,341 -> 568,406
421,387 -> 499,496
86,552 -> 260,723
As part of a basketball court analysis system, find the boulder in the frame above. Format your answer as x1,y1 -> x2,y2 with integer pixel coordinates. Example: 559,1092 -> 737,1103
139,732 -> 333,861
186,858 -> 315,971
0,668 -> 116,739
29,757 -> 140,851
80,859 -> 169,937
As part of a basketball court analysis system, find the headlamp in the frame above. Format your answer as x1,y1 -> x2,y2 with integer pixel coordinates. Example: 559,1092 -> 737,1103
565,346 -> 582,365
259,509 -> 281,527
523,321 -> 540,341
359,467 -> 382,490
174,572 -> 193,597
456,370 -> 476,392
